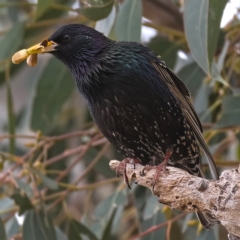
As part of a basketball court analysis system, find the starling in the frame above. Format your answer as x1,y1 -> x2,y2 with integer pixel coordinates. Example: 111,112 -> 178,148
18,24 -> 219,228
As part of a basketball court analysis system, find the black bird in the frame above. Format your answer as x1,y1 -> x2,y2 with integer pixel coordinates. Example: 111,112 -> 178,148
26,24 -> 219,228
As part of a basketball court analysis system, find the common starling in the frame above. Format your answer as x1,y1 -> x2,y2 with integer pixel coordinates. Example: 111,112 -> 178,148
17,24 -> 219,228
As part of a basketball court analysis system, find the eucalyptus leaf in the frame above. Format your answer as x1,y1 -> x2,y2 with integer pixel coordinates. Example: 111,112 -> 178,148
31,169 -> 58,190
0,218 -> 7,240
177,61 -> 205,96
184,0 -> 227,74
101,207 -> 117,240
67,219 -> 98,240
115,0 -> 142,42
11,191 -> 33,215
23,210 -> 56,240
0,22 -> 24,61
77,0 -> 113,21
216,96 -> 240,128
36,0 -> 54,19
30,58 -> 75,134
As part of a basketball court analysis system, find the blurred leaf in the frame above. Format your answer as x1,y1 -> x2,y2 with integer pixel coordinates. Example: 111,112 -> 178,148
23,210 -> 56,240
6,77 -> 15,153
148,36 -> 180,69
30,58 -> 75,134
207,0 -> 228,67
143,195 -> 160,220
78,0 -> 113,21
184,0 -> 227,74
67,219 -> 98,240
216,96 -> 240,128
0,22 -> 24,61
94,190 -> 125,219
115,0 -> 142,42
31,169 -> 59,190
11,191 -> 33,215
142,211 -> 166,240
184,0 -> 209,74
5,216 -> 19,239
211,61 -> 228,86
36,0 -> 55,19
0,218 -> 7,240
196,229 -> 216,240
0,198 -> 14,213
95,5 -> 116,36
55,227 -> 68,240
177,62 -> 205,96
15,178 -> 33,198
101,207 -> 117,240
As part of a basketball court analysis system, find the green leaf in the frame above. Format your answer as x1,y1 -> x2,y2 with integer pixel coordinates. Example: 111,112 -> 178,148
31,169 -> 58,190
11,191 -> 33,215
196,229 -> 216,240
141,211 -> 166,240
101,207 -> 117,240
94,190 -> 125,219
0,198 -> 14,214
0,218 -> 7,240
177,61 -> 205,96
67,219 -> 98,240
55,227 -> 68,240
23,210 -> 56,240
216,96 -> 240,128
0,22 -> 24,61
77,0 -> 114,21
115,0 -> 142,42
143,195 -> 160,220
15,178 -> 33,198
95,5 -> 116,37
147,36 -> 180,69
30,58 -> 75,134
207,0 -> 228,66
184,0 -> 227,74
36,0 -> 54,19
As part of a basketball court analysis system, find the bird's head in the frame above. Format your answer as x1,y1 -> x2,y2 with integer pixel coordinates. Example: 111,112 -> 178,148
42,24 -> 111,70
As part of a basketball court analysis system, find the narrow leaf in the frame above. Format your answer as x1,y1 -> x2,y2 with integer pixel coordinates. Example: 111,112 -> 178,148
184,0 -> 209,74
30,58 -> 75,134
11,191 -> 33,215
207,0 -> 228,66
101,207 -> 117,240
31,169 -> 58,190
115,0 -> 142,42
0,23 -> 24,60
0,218 -> 7,240
77,0 -> 114,21
68,219 -> 98,240
36,0 -> 54,19
216,96 -> 240,128
23,210 -> 56,240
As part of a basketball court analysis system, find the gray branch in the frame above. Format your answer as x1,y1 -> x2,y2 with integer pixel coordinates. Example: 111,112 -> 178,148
109,160 -> 240,238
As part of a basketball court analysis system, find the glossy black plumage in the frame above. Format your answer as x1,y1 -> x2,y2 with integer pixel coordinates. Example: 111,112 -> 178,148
46,24 -> 219,228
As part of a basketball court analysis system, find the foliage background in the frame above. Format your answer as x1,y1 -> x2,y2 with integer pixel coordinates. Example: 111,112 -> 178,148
0,0 -> 239,239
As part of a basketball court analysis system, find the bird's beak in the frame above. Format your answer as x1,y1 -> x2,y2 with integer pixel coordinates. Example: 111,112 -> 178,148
12,39 -> 58,66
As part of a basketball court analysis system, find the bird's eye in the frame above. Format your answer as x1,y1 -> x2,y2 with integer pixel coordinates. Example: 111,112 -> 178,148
63,35 -> 70,43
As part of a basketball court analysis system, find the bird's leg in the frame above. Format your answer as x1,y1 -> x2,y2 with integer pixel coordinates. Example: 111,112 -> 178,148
140,149 -> 173,192
116,158 -> 141,189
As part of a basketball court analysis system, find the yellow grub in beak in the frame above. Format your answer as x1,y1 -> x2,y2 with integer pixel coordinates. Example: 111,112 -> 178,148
12,39 -> 56,67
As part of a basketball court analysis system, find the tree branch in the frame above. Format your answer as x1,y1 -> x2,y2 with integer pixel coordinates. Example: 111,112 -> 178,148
109,160 -> 240,238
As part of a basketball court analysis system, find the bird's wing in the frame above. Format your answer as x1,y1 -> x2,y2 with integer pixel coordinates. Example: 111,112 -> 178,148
152,60 -> 202,132
153,60 -> 219,180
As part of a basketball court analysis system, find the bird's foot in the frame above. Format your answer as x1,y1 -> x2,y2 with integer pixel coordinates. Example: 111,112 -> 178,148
141,149 -> 172,192
116,158 -> 141,189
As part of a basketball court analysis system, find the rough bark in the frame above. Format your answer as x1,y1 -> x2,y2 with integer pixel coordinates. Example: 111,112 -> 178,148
109,160 -> 240,238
